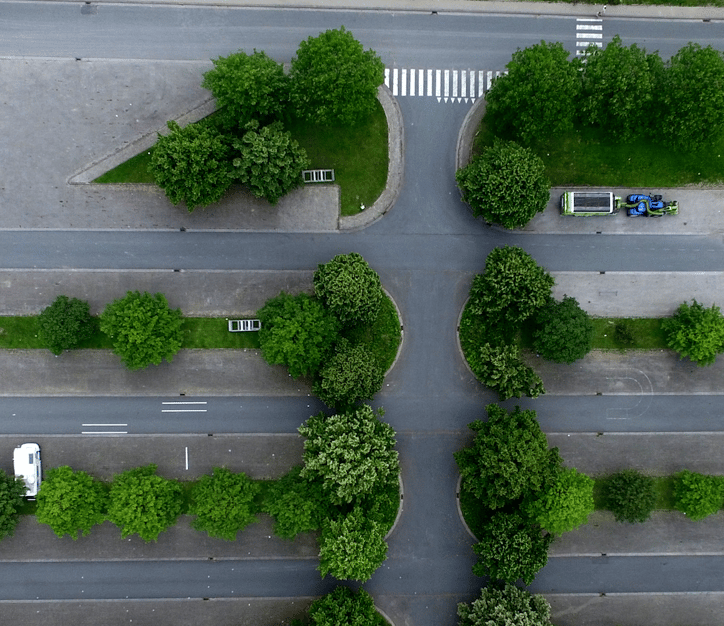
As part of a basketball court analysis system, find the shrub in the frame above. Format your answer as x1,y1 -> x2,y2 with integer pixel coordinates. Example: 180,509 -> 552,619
468,342 -> 544,400
673,470 -> 723,521
457,583 -> 553,626
38,295 -> 95,355
614,320 -> 636,346
0,469 -> 28,540
313,343 -> 384,410
533,296 -> 593,364
601,469 -> 657,524
661,299 -> 724,366
309,586 -> 386,626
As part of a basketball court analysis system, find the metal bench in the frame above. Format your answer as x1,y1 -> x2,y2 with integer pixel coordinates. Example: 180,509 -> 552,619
302,169 -> 335,183
228,319 -> 261,332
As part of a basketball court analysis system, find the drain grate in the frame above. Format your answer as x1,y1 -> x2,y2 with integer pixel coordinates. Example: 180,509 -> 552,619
81,2 -> 97,15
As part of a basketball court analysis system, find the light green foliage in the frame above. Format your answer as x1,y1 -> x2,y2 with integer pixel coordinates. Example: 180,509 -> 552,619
299,405 -> 399,506
100,291 -> 183,371
601,469 -> 657,524
202,50 -> 289,129
189,467 -> 261,540
674,470 -> 724,521
290,27 -> 384,126
107,464 -> 183,542
522,467 -> 594,536
457,583 -> 552,626
318,506 -> 388,581
150,120 -> 232,211
0,469 -> 29,540
35,466 -> 107,539
313,252 -> 383,327
468,342 -> 544,400
662,299 -> 724,366
454,404 -> 562,510
456,139 -> 550,229
661,43 -> 724,149
313,343 -> 384,410
533,296 -> 594,364
231,120 -> 310,205
468,246 -> 554,326
257,291 -> 340,378
309,586 -> 386,626
262,466 -> 330,540
472,511 -> 552,584
485,41 -> 581,145
38,295 -> 94,355
580,36 -> 664,142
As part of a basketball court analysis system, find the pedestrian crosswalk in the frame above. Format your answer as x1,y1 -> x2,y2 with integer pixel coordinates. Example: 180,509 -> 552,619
384,67 -> 506,103
576,18 -> 603,55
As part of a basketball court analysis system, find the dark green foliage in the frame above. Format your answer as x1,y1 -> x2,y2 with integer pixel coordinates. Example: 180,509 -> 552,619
107,464 -> 183,542
35,466 -> 107,539
614,319 -> 636,346
468,246 -> 554,326
308,586 -> 386,626
600,469 -> 657,524
318,506 -> 388,581
299,405 -> 399,506
201,50 -> 289,129
662,299 -> 724,366
189,467 -> 261,540
485,41 -> 581,145
454,404 -> 562,510
457,583 -> 552,626
472,511 -> 553,584
100,291 -> 183,371
262,466 -> 330,539
522,467 -> 594,536
257,291 -> 340,379
533,296 -> 594,364
38,295 -> 94,355
0,469 -> 29,540
673,470 -> 724,521
290,27 -> 384,126
313,343 -> 384,410
580,35 -> 664,142
456,139 -> 550,229
313,252 -> 383,327
661,43 -> 724,149
149,120 -> 233,211
467,343 -> 544,400
230,120 -> 310,205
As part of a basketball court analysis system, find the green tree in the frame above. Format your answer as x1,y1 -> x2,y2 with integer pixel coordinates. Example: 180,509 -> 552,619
457,583 -> 552,626
522,467 -> 594,536
601,469 -> 657,524
38,295 -> 95,355
313,252 -> 384,327
318,506 -> 388,581
485,41 -> 581,145
662,299 -> 724,366
472,511 -> 552,584
35,466 -> 107,539
309,586 -> 386,626
674,470 -> 723,521
313,343 -> 384,410
189,467 -> 261,541
661,43 -> 724,149
107,464 -> 183,542
0,469 -> 29,540
468,246 -> 554,326
290,27 -> 384,126
100,291 -> 183,371
454,404 -> 562,510
467,342 -> 545,400
231,120 -> 310,205
299,405 -> 399,506
456,139 -> 550,229
533,296 -> 594,364
257,291 -> 340,379
149,120 -> 232,211
202,49 -> 289,129
580,36 -> 664,142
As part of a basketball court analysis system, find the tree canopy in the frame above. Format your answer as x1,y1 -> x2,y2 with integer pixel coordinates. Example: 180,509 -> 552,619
290,27 -> 384,126
313,343 -> 385,410
35,466 -> 108,539
456,139 -> 550,229
533,295 -> 594,364
673,470 -> 724,521
457,583 -> 552,626
0,469 -> 29,541
600,469 -> 657,524
100,291 -> 183,371
662,299 -> 724,366
38,295 -> 95,355
309,586 -> 386,626
466,342 -> 544,400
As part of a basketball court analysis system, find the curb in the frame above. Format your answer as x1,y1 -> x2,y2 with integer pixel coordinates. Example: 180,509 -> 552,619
455,473 -> 478,542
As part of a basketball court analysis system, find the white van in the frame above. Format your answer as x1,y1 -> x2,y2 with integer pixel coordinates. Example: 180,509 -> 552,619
14,443 -> 41,498
560,191 -> 620,216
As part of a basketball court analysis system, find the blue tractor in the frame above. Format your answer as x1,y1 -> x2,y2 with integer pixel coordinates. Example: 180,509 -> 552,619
619,194 -> 679,217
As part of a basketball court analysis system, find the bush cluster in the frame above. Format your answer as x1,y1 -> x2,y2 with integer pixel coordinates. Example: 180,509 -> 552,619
599,469 -> 657,524
662,299 -> 724,366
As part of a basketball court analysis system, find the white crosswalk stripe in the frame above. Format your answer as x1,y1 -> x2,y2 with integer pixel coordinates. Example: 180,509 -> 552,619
576,18 -> 603,55
384,67 -> 506,103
